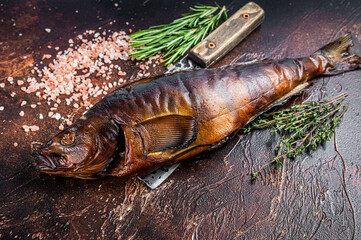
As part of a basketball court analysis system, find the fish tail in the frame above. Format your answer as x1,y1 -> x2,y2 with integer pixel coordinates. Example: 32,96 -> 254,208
313,32 -> 361,75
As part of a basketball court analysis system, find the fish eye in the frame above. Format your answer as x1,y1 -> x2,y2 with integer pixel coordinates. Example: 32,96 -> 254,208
60,131 -> 76,146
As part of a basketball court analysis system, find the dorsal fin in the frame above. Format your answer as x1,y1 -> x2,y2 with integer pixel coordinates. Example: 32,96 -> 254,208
134,114 -> 198,154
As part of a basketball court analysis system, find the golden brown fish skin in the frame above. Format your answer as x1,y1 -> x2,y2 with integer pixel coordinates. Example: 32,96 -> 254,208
35,33 -> 361,179
99,56 -> 328,177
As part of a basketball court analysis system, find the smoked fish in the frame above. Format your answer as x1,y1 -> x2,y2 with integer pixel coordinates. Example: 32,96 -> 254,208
35,33 -> 361,179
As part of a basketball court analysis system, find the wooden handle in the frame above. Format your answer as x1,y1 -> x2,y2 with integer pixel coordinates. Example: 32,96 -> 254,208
188,2 -> 265,68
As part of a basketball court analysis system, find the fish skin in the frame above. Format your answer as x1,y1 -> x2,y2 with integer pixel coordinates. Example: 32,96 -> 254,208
101,57 -> 324,177
35,33 -> 361,179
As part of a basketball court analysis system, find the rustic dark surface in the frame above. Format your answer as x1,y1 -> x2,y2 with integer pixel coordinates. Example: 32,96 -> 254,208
1,0 -> 361,239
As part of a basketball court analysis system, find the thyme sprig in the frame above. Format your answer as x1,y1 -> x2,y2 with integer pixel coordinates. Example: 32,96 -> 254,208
129,4 -> 227,67
242,93 -> 349,180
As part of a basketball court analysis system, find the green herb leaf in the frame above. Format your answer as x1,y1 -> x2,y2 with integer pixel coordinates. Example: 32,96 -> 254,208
251,172 -> 258,180
129,4 -> 227,67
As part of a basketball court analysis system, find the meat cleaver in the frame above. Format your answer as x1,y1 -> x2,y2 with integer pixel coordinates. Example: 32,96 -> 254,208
138,2 -> 265,189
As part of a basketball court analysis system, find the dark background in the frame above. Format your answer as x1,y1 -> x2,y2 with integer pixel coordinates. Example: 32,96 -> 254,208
1,0 -> 361,239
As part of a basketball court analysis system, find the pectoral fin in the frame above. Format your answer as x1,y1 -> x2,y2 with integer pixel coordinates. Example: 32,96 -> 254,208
135,114 -> 198,154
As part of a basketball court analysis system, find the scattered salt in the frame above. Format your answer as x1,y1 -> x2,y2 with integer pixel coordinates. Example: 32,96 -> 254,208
52,113 -> 61,120
19,28 -> 161,124
29,125 -> 39,131
22,125 -> 29,132
42,54 -> 52,60
22,125 -> 39,132
19,111 -> 24,116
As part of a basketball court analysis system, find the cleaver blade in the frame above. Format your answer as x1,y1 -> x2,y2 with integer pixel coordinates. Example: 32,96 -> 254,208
138,2 -> 265,189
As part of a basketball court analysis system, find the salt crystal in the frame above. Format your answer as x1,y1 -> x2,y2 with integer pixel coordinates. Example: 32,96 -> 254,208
22,125 -> 30,132
29,125 -> 39,131
45,28 -> 51,33
21,101 -> 27,106
0,83 -> 4,88
14,142 -> 18,147
31,104 -> 37,108
22,125 -> 39,132
19,111 -> 24,116
0,106 -> 4,111
42,54 -> 52,60
39,113 -> 43,119
52,113 -> 61,120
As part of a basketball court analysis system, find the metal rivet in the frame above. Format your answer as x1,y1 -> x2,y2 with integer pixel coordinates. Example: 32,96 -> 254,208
208,42 -> 216,49
242,13 -> 250,19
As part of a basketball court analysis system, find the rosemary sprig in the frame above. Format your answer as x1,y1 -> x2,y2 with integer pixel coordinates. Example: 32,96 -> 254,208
242,93 -> 349,180
129,4 -> 227,67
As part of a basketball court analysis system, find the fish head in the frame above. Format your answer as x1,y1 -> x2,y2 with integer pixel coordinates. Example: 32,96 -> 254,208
34,115 -> 119,179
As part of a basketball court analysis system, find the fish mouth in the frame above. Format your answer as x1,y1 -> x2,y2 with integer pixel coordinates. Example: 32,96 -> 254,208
32,143 -> 53,170
34,149 -> 69,172
35,151 -> 57,171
